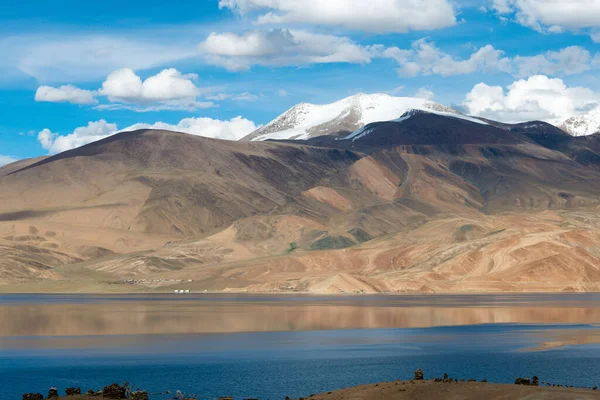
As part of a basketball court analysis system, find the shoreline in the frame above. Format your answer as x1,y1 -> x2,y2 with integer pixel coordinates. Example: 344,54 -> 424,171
3,287 -> 600,296
32,378 -> 600,400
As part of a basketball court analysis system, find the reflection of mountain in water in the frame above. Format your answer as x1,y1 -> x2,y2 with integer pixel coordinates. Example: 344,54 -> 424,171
3,295 -> 600,338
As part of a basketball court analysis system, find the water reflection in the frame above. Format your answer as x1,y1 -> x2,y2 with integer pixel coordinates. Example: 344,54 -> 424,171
2,294 -> 600,337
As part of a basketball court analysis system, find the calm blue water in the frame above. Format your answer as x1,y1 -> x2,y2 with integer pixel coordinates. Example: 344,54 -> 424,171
2,294 -> 600,399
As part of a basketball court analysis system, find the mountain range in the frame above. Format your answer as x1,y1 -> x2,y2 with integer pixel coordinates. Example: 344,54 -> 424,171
3,93 -> 600,293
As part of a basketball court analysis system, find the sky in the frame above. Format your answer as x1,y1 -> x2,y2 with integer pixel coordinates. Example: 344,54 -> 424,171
3,0 -> 600,164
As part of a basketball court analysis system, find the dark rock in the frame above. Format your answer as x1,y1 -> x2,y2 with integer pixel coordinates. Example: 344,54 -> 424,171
48,387 -> 59,398
593,386 -> 598,390
22,394 -> 43,400
454,379 -> 458,383
481,379 -> 487,382
65,387 -> 81,395
532,376 -> 539,386
443,373 -> 449,382
413,368 -> 424,381
102,383 -> 128,399
433,378 -> 442,383
468,379 -> 476,382
515,378 -> 531,385
131,391 -> 149,400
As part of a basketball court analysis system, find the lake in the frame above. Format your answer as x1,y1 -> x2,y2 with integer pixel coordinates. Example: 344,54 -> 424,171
2,294 -> 600,399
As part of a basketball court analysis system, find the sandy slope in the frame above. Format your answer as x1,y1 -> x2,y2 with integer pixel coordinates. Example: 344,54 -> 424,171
309,380 -> 600,400
4,125 -> 600,293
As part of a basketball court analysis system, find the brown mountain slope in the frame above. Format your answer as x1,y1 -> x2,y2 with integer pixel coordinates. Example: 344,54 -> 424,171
0,130 -> 359,283
4,118 -> 600,292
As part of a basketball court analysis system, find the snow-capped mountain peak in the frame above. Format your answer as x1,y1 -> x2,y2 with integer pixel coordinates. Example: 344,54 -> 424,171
242,93 -> 466,142
560,108 -> 600,137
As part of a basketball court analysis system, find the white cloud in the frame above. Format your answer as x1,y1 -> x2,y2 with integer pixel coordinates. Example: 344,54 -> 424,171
39,120 -> 118,154
513,46 -> 592,77
414,88 -> 435,100
35,68 -> 215,112
219,0 -> 456,33
382,39 -> 596,78
0,155 -> 18,167
463,75 -> 600,123
100,68 -> 200,102
199,29 -> 377,71
277,89 -> 288,97
35,85 -> 96,105
38,129 -> 56,150
383,39 -> 511,77
123,116 -> 259,141
1,34 -> 196,84
493,0 -> 600,39
37,117 -> 259,154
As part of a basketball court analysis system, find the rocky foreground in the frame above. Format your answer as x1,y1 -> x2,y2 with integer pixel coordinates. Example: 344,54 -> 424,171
21,371 -> 600,400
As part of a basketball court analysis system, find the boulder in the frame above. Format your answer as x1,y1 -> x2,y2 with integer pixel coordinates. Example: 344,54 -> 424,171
22,394 -> 43,400
515,378 -> 531,385
102,383 -> 128,399
65,387 -> 81,396
48,387 -> 59,398
131,391 -> 149,400
413,369 -> 424,381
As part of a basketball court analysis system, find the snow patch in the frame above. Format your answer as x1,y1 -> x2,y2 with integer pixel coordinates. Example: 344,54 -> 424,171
344,108 -> 489,141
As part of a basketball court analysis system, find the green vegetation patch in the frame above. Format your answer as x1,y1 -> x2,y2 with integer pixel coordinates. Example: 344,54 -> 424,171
310,235 -> 355,250
348,227 -> 373,243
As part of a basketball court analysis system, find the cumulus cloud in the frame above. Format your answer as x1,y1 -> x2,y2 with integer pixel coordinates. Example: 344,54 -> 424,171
463,75 -> 600,123
35,85 -> 96,105
37,68 -> 216,111
0,155 -> 18,167
123,116 -> 258,141
218,0 -> 456,33
37,117 -> 258,154
382,39 -> 597,78
492,0 -> 600,39
38,120 -> 118,154
199,29 -> 377,71
100,68 -> 200,102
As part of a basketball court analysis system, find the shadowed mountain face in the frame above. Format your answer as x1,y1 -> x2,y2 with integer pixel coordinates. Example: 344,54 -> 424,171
4,119 -> 600,293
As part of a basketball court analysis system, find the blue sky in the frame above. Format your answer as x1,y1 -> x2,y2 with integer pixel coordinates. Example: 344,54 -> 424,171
3,0 -> 600,163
